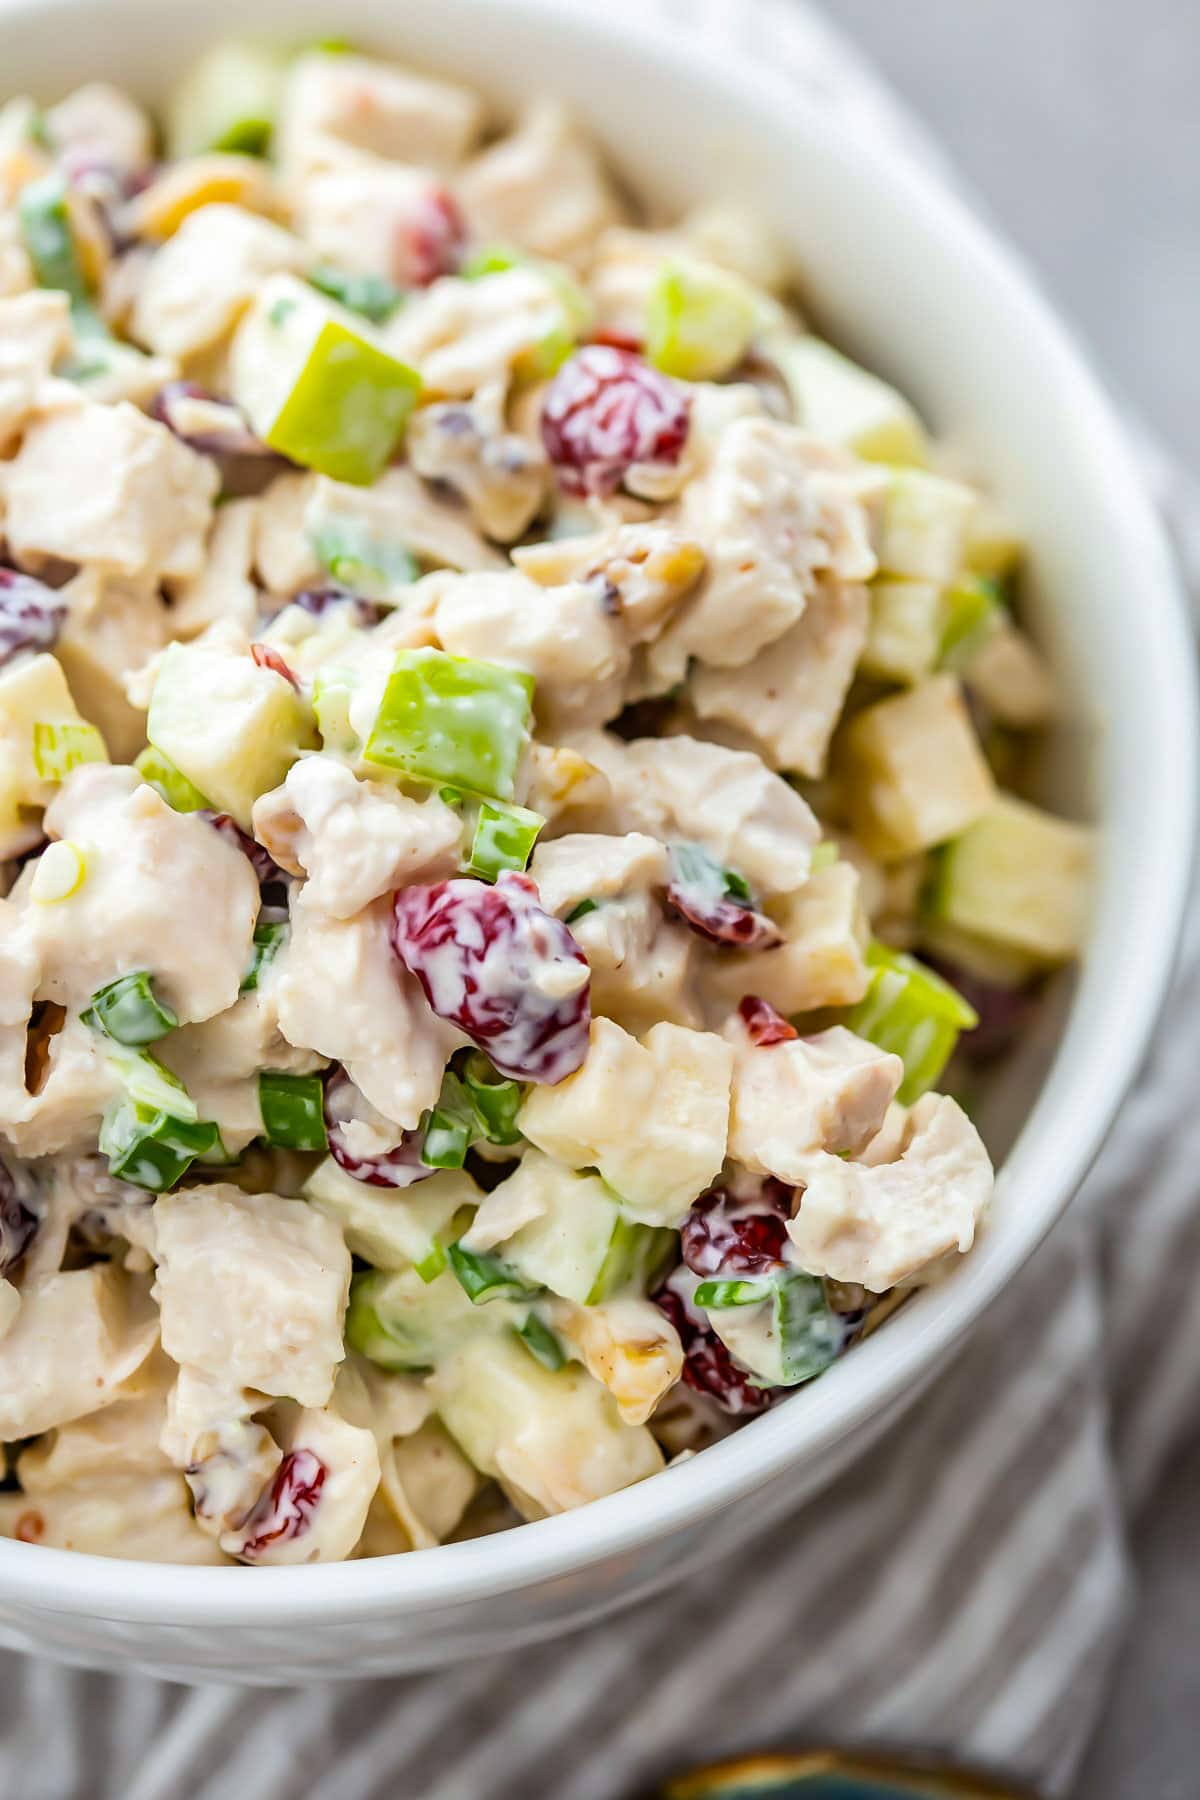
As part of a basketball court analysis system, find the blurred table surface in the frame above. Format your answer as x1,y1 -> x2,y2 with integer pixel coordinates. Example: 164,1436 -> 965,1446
820,4 -> 1198,1796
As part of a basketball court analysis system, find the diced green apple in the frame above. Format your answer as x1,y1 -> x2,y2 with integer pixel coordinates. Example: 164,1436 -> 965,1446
362,647 -> 533,801
303,1159 -> 473,1273
147,634 -> 318,829
165,40 -> 290,158
938,574 -> 1004,670
346,1262 -> 513,1373
861,579 -> 943,685
465,799 -> 544,881
839,673 -> 995,862
929,794 -> 1093,965
133,745 -> 211,813
964,493 -> 1025,579
645,257 -> 758,381
490,1162 -> 674,1307
230,273 -> 421,486
877,469 -> 977,586
0,653 -> 105,858
775,336 -> 929,466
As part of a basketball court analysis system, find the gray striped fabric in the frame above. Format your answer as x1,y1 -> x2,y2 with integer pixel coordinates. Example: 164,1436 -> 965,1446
2,4 -> 1198,1796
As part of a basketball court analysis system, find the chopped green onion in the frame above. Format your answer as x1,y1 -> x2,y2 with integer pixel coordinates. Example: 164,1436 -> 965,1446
29,840 -> 85,904
134,745 -> 212,813
239,920 -> 289,994
308,516 -> 418,601
763,1270 -> 847,1387
258,1071 -> 328,1152
18,172 -> 92,315
420,1105 -> 471,1170
516,1313 -> 566,1371
307,264 -> 406,325
447,1242 -> 540,1306
31,720 -> 107,781
103,1042 -> 198,1121
564,897 -> 599,926
413,1240 -> 449,1284
99,1099 -> 219,1192
465,799 -> 544,881
460,1052 -> 523,1147
847,940 -> 978,1104
82,971 -> 178,1047
693,1277 -> 773,1309
363,648 -> 533,801
669,842 -> 753,906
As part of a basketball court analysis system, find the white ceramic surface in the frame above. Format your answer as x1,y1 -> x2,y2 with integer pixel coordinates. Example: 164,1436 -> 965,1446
0,0 -> 1195,1684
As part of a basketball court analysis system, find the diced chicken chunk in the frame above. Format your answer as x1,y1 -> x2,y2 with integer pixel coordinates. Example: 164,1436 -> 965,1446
785,1092 -> 993,1290
0,1012 -> 122,1160
547,1294 -> 683,1426
407,387 -> 549,544
645,421 -> 879,685
168,497 -> 261,639
159,971 -> 325,1150
571,731 -> 820,895
0,1264 -> 158,1440
153,1185 -> 351,1407
55,569 -> 171,762
457,101 -> 624,270
691,577 -> 870,778
704,862 -> 871,1017
0,288 -> 70,450
254,470 -> 323,596
220,1403 -> 381,1565
296,161 -> 458,287
274,893 -> 461,1130
514,521 -> 706,646
385,265 -> 575,398
46,81 -> 153,175
530,831 -> 669,917
519,1016 -> 732,1228
277,52 -> 482,180
253,758 -> 463,917
2,401 -> 218,583
131,203 -> 305,360
725,1020 -> 902,1177
306,467 -> 506,578
429,568 -> 629,730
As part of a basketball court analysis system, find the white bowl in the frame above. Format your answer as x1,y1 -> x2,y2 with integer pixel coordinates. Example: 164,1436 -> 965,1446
0,0 -> 1195,1685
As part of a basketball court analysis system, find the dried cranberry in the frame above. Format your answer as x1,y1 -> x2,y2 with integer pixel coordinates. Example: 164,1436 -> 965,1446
323,1067 -> 432,1189
541,346 -> 691,497
202,812 -> 289,891
394,187 -> 465,286
250,642 -> 299,690
737,995 -> 798,1047
391,872 -> 591,1084
236,1449 -> 326,1559
0,569 -> 67,670
0,1158 -> 39,1277
292,587 -> 383,628
655,1274 -> 775,1417
679,1182 -> 791,1279
589,327 -> 645,354
664,844 -> 782,952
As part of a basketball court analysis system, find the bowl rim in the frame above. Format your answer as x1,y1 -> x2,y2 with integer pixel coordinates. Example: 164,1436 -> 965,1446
1,0 -> 1196,1626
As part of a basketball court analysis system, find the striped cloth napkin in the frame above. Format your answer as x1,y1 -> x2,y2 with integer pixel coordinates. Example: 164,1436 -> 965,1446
4,3 -> 1198,1795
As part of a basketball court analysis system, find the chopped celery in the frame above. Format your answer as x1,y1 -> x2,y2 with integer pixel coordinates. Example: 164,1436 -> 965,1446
82,971 -> 178,1048
809,841 -> 839,873
362,648 -> 533,802
515,1314 -> 566,1372
232,275 -> 421,486
939,574 -> 1004,670
307,265 -> 406,325
774,336 -> 929,466
465,799 -> 544,881
258,1071 -> 328,1152
31,720 -> 107,780
165,40 -> 289,158
645,258 -> 758,381
134,745 -> 212,813
447,1242 -> 540,1306
460,1052 -> 523,1147
928,796 -> 1093,965
102,1042 -> 198,1122
308,514 -> 418,601
847,940 -> 977,1103
239,920 -> 289,994
99,1100 -> 220,1193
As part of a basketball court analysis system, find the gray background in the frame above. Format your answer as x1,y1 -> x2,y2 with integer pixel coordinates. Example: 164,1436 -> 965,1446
823,3 -> 1198,1793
